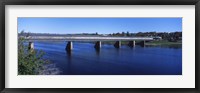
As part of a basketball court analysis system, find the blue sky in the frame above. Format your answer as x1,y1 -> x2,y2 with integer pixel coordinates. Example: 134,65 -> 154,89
18,18 -> 182,34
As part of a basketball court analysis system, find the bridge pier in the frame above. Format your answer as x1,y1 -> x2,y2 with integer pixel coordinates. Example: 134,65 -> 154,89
94,41 -> 101,50
114,41 -> 121,48
141,40 -> 145,47
66,41 -> 73,51
128,41 -> 135,47
28,42 -> 34,50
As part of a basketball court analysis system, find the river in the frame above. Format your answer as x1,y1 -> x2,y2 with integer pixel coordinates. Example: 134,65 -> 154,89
33,41 -> 182,75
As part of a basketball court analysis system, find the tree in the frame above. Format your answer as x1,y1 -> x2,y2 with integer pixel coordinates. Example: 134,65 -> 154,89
19,30 -> 25,36
18,38 -> 48,75
122,32 -> 125,36
26,32 -> 30,37
116,32 -> 120,36
126,31 -> 130,36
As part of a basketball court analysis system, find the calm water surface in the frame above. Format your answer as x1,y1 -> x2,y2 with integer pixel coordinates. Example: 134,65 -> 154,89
33,41 -> 182,75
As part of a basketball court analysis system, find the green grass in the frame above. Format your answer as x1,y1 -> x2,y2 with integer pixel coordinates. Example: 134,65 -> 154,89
146,40 -> 182,45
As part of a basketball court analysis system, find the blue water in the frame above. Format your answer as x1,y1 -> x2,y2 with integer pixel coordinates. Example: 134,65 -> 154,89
33,41 -> 182,75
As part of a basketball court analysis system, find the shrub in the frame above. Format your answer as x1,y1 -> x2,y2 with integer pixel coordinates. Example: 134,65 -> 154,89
18,38 -> 47,75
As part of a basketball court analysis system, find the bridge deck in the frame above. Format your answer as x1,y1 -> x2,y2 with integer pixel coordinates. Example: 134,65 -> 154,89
23,36 -> 154,41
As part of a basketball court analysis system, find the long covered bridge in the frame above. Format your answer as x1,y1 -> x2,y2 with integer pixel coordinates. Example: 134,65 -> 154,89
24,36 -> 154,51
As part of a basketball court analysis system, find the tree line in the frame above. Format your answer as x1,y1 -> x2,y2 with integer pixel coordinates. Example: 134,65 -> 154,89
108,31 -> 182,42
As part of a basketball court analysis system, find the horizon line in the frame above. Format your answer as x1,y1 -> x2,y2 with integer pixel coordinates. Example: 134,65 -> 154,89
18,31 -> 182,34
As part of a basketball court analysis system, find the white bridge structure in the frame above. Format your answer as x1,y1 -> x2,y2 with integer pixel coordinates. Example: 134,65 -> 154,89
24,36 -> 154,51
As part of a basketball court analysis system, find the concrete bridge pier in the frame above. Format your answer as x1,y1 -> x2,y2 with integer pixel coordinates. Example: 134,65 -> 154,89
114,41 -> 121,48
28,42 -> 34,50
141,40 -> 146,47
66,41 -> 73,51
128,41 -> 135,47
94,41 -> 101,50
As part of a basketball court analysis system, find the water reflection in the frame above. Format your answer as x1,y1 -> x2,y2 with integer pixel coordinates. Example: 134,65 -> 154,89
95,48 -> 100,55
66,50 -> 72,59
65,50 -> 72,74
66,50 -> 72,56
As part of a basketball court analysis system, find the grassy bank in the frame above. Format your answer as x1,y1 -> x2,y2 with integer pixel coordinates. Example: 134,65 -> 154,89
145,40 -> 182,45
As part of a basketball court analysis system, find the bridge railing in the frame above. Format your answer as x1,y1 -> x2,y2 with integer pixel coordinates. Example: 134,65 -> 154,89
22,36 -> 154,41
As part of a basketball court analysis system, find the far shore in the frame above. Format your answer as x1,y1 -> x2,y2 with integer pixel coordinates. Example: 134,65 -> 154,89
145,40 -> 182,45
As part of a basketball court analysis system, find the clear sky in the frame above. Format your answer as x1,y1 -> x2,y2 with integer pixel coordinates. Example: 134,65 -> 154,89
18,18 -> 182,34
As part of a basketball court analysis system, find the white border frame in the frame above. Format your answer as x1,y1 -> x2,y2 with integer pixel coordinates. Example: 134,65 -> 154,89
5,5 -> 195,88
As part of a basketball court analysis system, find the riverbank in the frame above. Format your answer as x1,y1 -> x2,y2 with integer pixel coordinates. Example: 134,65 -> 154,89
145,40 -> 182,45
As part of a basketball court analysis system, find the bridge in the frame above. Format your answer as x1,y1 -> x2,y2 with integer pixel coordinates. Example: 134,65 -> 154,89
24,36 -> 154,51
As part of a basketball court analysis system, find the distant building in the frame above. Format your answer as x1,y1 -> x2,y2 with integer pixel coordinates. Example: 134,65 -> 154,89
101,34 -> 109,36
178,37 -> 182,40
153,36 -> 162,40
